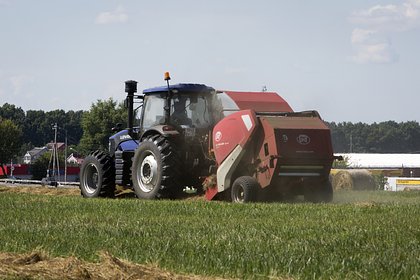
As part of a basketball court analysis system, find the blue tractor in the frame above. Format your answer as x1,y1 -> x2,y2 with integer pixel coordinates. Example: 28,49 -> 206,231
79,74 -> 217,199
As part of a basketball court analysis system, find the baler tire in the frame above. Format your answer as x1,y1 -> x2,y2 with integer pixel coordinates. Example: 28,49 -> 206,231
131,135 -> 181,199
304,180 -> 333,203
79,150 -> 116,198
231,176 -> 259,203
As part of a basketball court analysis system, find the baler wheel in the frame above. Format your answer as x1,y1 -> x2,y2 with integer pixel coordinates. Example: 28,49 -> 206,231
231,176 -> 259,203
304,180 -> 333,203
79,150 -> 115,198
131,135 -> 181,199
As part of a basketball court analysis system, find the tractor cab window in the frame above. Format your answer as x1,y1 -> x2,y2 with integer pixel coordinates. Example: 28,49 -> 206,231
171,94 -> 212,128
141,95 -> 165,128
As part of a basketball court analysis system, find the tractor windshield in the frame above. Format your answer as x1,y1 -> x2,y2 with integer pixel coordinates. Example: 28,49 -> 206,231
141,95 -> 166,128
141,93 -> 213,129
171,94 -> 212,128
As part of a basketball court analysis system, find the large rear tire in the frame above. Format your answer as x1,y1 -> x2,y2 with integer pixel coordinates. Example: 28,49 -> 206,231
304,179 -> 333,203
231,176 -> 260,203
79,150 -> 115,198
131,135 -> 181,199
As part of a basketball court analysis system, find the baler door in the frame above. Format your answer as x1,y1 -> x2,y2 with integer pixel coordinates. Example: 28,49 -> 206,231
261,115 -> 334,177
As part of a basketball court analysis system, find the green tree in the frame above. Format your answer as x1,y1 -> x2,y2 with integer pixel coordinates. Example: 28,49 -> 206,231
64,110 -> 84,145
328,121 -> 420,153
0,103 -> 25,128
79,98 -> 127,154
24,110 -> 47,146
30,152 -> 50,180
0,118 -> 22,175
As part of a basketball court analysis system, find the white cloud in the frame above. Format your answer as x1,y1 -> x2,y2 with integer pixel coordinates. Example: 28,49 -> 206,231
351,28 -> 377,44
349,0 -> 420,64
350,28 -> 397,63
350,0 -> 420,31
352,43 -> 397,64
95,6 -> 128,25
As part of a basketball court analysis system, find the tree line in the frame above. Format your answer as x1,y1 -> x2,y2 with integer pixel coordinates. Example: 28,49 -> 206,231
0,100 -> 125,167
328,121 -> 420,153
1,101 -> 420,169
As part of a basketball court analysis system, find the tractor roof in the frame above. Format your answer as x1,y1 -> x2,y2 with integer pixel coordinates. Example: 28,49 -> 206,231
143,83 -> 215,95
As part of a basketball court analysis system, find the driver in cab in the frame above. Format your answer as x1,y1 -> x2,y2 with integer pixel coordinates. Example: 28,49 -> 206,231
171,100 -> 192,126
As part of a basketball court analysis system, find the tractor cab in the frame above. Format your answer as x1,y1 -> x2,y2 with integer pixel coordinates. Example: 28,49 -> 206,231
139,83 -> 217,141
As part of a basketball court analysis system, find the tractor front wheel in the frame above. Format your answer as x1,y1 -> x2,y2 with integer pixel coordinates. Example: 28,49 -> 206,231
79,150 -> 115,198
231,176 -> 260,203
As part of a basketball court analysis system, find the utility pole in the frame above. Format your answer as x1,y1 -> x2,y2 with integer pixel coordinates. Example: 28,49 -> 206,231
64,129 -> 67,184
52,123 -> 61,183
52,123 -> 57,180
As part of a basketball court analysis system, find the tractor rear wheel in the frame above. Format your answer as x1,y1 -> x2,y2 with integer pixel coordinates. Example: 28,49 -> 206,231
131,135 -> 181,199
304,179 -> 333,203
231,176 -> 260,203
79,150 -> 115,198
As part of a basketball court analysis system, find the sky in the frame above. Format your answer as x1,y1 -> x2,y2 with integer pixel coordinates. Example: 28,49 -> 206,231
0,0 -> 419,123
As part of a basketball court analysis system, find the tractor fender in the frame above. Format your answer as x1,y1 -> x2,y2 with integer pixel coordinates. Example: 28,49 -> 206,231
118,139 -> 139,151
139,126 -> 180,141
109,129 -> 138,155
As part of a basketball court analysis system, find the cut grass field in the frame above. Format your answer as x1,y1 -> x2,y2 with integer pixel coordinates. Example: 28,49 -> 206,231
0,186 -> 419,279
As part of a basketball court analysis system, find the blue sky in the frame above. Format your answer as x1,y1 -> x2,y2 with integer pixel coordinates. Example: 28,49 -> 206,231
0,0 -> 419,123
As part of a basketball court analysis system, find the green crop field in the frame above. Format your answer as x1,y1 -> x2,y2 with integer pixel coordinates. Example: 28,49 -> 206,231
0,189 -> 419,279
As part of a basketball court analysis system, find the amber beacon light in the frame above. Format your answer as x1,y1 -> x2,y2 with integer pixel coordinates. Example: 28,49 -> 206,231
164,72 -> 171,81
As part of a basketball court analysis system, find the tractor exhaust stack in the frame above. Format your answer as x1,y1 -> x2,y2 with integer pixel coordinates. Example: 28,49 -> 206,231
125,80 -> 137,137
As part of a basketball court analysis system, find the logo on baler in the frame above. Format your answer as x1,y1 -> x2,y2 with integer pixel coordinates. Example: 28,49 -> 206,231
297,134 -> 310,145
215,131 -> 222,142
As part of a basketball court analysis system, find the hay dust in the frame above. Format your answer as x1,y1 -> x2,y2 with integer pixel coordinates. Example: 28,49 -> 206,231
0,250 -> 229,280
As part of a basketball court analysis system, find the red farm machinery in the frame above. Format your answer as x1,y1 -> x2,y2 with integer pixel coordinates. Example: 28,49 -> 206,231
80,73 -> 338,202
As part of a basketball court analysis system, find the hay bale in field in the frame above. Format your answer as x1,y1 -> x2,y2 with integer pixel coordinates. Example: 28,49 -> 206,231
332,169 -> 375,191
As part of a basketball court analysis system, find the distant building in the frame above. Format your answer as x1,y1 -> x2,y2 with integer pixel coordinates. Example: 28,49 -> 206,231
337,153 -> 420,177
46,142 -> 66,151
66,153 -> 84,165
23,147 -> 48,164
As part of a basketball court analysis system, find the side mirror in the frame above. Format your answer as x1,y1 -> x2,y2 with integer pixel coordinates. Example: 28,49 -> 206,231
112,123 -> 123,132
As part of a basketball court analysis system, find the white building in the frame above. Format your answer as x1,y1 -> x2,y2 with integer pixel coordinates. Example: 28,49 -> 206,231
336,153 -> 420,177
23,147 -> 48,164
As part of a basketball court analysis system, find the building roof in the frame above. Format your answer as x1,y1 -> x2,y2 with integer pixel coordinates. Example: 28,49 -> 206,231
26,147 -> 48,157
337,153 -> 420,169
46,142 -> 66,150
